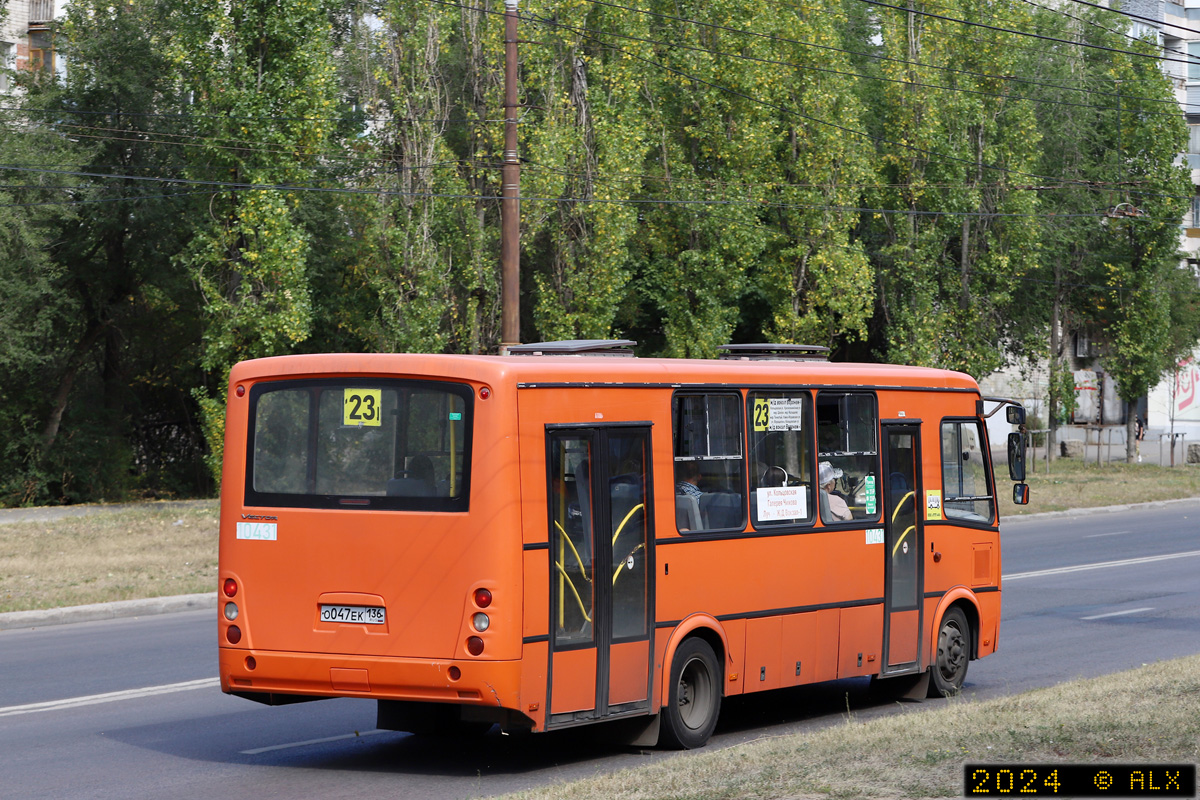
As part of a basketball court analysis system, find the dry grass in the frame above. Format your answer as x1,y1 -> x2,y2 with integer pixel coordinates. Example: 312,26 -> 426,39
3,458 -> 1199,610
0,501 -> 218,612
1006,458 -> 1200,515
503,656 -> 1200,800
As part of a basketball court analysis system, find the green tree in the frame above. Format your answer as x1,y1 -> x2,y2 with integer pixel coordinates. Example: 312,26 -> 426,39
1027,4 -> 1194,460
169,0 -> 343,478
1,0 -> 211,504
864,0 -> 1043,377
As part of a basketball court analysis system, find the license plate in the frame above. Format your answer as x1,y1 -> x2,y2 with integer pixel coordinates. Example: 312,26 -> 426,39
319,604 -> 386,625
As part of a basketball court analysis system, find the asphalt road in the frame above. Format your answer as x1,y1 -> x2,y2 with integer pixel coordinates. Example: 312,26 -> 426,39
2,500 -> 1198,799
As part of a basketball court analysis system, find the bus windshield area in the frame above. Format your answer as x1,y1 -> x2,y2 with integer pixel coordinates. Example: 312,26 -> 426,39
244,379 -> 472,511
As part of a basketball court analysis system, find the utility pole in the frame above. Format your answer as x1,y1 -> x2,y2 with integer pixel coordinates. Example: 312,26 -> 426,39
499,0 -> 520,354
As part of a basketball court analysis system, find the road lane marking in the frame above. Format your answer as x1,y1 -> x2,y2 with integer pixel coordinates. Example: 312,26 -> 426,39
241,729 -> 390,755
1004,549 -> 1200,582
1081,607 -> 1154,621
1083,530 -> 1132,538
0,677 -> 219,717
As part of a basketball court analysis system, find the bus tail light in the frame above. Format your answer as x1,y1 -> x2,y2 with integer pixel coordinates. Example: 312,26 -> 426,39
466,636 -> 484,656
226,625 -> 242,645
472,612 -> 490,632
473,588 -> 492,608
223,578 -> 238,597
224,602 -> 239,621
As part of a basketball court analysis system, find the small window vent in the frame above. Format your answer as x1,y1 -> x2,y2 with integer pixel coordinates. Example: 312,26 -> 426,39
506,339 -> 637,357
716,343 -> 830,361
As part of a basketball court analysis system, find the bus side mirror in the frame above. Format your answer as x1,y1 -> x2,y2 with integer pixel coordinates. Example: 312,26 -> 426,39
1006,405 -> 1026,426
1007,432 -> 1026,482
1013,483 -> 1030,505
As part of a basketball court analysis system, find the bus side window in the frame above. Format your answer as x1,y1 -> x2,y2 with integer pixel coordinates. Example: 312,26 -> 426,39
673,393 -> 746,532
816,393 -> 880,523
747,392 -> 814,527
941,420 -> 994,523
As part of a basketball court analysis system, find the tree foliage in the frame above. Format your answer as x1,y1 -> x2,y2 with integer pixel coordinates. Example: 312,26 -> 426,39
1,0 -> 1196,501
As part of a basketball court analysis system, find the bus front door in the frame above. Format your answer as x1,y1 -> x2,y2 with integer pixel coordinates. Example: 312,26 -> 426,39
546,426 -> 654,726
881,424 -> 923,672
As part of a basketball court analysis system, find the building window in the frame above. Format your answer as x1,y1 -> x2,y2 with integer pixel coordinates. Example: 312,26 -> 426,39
1189,42 -> 1200,82
0,42 -> 13,93
1075,331 -> 1090,359
29,30 -> 53,74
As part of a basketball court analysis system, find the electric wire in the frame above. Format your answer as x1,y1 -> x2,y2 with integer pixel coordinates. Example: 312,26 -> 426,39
517,0 -> 1183,119
562,0 -> 1196,111
851,0 -> 1194,67
516,6 -> 1186,195
1,162 -> 1175,218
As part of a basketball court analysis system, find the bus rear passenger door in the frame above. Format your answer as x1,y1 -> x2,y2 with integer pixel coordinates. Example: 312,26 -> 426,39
881,424 -> 922,673
545,426 -> 654,726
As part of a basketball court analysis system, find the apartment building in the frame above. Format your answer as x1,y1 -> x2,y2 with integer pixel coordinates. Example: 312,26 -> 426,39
1,0 -> 57,93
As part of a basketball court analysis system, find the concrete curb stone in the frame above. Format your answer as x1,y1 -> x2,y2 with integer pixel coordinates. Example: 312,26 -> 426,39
0,592 -> 216,631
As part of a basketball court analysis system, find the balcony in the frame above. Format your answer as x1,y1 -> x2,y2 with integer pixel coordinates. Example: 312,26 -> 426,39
28,0 -> 55,25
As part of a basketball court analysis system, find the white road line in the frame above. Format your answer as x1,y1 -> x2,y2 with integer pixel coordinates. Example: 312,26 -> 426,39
1004,549 -> 1200,581
1083,530 -> 1132,538
0,677 -> 219,718
1081,607 -> 1155,621
241,729 -> 390,755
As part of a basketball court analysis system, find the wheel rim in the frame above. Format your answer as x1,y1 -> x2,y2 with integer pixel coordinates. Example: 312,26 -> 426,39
676,655 -> 715,731
937,619 -> 966,683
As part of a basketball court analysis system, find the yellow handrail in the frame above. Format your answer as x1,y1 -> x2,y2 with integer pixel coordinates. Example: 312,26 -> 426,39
553,558 -> 593,623
611,503 -> 645,546
892,525 -> 916,557
554,520 -> 592,581
891,491 -> 914,524
612,542 -> 646,586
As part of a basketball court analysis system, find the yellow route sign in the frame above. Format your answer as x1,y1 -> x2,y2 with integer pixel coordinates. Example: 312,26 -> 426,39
343,389 -> 382,427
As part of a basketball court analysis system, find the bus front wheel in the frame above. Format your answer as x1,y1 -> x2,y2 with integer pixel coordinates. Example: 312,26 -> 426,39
660,637 -> 721,749
929,607 -> 970,697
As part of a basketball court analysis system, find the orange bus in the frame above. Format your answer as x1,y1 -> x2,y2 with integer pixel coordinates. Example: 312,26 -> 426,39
217,340 -> 1027,748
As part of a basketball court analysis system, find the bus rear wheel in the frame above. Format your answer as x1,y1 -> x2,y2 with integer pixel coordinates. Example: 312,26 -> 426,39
660,637 -> 721,749
929,607 -> 970,697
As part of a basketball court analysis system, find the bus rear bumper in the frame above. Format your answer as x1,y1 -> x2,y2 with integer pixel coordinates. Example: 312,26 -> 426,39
218,647 -> 522,709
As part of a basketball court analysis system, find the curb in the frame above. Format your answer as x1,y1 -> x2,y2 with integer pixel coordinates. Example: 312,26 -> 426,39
1002,496 -> 1200,522
0,592 -> 216,631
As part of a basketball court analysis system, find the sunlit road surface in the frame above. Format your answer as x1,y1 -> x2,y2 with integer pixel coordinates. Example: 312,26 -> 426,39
2,500 -> 1198,799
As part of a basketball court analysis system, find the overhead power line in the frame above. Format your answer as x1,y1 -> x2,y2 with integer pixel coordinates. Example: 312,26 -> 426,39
1,163 -> 1177,219
852,0 -> 1200,67
1065,0 -> 1200,38
569,0 -> 1196,111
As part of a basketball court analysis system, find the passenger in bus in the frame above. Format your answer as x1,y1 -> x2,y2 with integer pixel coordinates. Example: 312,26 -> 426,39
819,461 -> 853,521
675,461 -> 703,498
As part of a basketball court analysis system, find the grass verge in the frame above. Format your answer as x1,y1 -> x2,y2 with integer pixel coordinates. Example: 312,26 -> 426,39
503,656 -> 1200,800
0,500 -> 218,613
1004,458 -> 1200,515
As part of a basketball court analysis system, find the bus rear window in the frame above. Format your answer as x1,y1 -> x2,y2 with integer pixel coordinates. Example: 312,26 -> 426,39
245,379 -> 472,511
